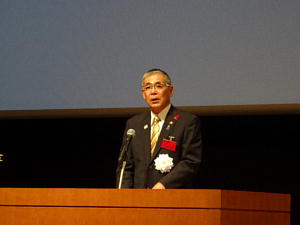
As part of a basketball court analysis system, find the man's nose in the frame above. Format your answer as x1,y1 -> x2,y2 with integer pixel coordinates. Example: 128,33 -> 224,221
150,88 -> 158,94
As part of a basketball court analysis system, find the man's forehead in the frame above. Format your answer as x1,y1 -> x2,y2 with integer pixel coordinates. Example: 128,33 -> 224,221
144,81 -> 164,85
143,74 -> 165,83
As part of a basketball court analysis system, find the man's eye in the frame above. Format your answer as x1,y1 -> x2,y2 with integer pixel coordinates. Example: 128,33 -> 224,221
156,84 -> 163,89
145,86 -> 151,90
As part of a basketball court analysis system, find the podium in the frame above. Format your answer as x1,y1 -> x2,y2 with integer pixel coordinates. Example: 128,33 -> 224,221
0,188 -> 290,225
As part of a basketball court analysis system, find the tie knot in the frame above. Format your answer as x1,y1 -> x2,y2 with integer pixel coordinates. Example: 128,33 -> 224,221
153,116 -> 160,125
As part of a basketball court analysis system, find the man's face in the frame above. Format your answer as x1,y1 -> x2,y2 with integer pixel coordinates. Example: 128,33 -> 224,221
142,73 -> 174,114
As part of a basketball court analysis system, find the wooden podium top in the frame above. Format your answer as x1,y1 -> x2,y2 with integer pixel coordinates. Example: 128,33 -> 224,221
0,188 -> 290,212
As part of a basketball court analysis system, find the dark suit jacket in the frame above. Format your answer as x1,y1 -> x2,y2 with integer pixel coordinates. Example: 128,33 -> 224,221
116,106 -> 202,188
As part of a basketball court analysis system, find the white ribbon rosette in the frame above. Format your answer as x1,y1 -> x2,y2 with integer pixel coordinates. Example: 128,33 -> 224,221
154,154 -> 174,173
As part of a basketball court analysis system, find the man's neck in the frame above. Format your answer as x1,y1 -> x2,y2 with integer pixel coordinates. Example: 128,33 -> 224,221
151,104 -> 171,120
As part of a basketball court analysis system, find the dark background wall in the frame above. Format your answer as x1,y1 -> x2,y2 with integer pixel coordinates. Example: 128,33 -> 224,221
0,114 -> 299,224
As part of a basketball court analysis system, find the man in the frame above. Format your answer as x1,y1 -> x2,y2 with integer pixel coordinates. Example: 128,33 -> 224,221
116,69 -> 202,189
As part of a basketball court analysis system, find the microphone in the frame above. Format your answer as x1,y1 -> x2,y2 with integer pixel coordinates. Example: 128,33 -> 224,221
118,129 -> 136,163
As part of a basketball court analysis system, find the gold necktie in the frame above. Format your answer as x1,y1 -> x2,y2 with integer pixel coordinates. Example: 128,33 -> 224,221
150,116 -> 160,156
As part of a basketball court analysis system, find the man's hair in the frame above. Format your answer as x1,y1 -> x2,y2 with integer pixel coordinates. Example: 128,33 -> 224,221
142,68 -> 172,86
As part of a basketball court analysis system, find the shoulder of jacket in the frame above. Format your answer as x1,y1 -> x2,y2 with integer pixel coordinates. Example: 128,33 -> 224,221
173,107 -> 199,121
127,110 -> 149,123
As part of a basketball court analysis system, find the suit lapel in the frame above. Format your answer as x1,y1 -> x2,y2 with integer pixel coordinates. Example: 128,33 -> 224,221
142,112 -> 152,163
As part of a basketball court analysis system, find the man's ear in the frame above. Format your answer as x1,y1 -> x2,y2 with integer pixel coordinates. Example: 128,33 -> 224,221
142,90 -> 146,100
169,86 -> 174,97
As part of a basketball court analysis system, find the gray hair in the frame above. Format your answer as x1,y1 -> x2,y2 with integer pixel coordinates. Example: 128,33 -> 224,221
142,68 -> 172,87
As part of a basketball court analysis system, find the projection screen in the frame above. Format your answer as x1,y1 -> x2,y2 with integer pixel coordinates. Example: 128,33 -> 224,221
1,0 -> 299,117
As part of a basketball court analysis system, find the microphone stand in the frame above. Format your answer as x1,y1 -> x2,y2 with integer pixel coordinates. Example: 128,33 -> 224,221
117,160 -> 126,189
117,129 -> 135,189
117,138 -> 130,189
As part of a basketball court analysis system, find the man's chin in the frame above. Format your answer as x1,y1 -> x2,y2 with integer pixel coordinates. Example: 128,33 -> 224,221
149,105 -> 163,114
148,101 -> 159,107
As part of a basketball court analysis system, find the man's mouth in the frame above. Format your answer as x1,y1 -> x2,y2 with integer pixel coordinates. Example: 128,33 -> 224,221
151,98 -> 160,104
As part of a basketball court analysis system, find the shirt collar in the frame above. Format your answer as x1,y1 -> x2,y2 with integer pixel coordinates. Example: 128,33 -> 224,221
151,104 -> 171,124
